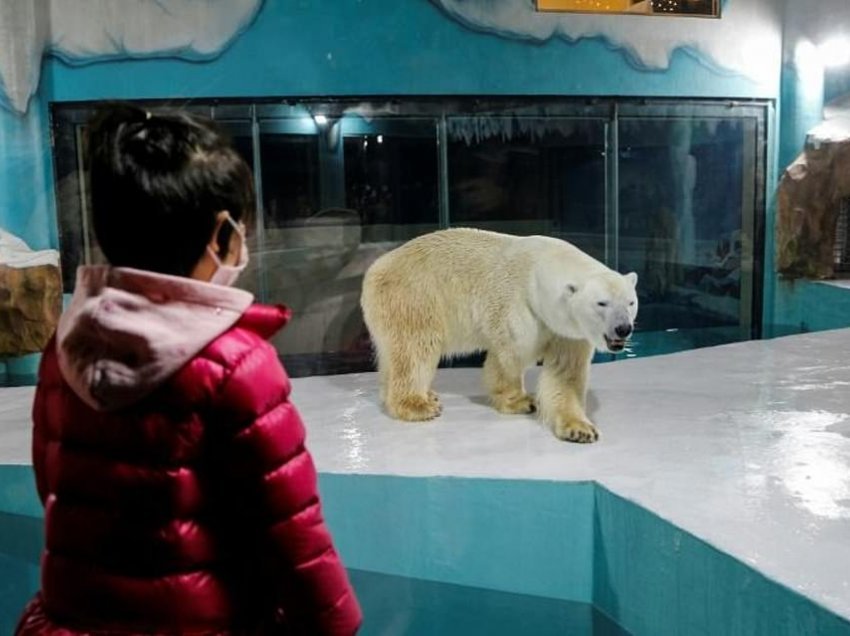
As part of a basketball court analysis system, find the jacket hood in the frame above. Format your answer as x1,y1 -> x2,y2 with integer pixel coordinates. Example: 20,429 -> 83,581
57,266 -> 255,411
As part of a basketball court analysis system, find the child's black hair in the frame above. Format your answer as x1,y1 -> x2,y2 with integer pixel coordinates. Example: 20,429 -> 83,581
86,102 -> 255,276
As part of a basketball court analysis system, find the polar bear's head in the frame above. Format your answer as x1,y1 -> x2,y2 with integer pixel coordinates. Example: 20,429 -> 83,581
567,271 -> 639,353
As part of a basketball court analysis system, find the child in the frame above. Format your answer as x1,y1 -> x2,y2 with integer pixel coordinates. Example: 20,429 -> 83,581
15,103 -> 362,635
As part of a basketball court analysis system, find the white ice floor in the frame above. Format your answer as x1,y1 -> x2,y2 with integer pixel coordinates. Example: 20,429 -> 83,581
3,330 -> 850,620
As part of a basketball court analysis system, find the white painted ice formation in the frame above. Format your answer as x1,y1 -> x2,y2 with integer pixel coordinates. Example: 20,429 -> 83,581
430,0 -> 782,85
0,228 -> 59,269
0,0 -> 263,114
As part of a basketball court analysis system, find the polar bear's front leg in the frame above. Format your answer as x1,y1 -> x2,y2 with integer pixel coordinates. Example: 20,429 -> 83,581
483,350 -> 535,415
537,338 -> 598,443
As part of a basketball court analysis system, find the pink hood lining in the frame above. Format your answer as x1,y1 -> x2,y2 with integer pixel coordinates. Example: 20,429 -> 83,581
56,266 -> 255,412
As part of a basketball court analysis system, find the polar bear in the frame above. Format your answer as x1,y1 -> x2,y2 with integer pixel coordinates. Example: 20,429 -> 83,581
360,228 -> 638,443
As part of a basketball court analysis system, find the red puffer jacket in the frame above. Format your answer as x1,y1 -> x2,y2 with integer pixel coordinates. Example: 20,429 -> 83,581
15,266 -> 362,635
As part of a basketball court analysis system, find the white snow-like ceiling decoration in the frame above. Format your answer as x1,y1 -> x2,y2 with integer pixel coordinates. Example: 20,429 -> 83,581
0,0 -> 263,114
429,0 -> 781,84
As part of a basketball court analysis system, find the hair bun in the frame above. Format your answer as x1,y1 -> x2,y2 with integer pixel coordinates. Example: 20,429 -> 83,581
120,117 -> 188,171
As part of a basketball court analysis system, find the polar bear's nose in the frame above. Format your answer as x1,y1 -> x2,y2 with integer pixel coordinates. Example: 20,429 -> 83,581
615,324 -> 633,339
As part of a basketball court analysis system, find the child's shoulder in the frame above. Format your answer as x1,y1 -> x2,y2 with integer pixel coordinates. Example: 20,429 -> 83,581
199,322 -> 272,369
171,303 -> 291,401
198,303 -> 290,371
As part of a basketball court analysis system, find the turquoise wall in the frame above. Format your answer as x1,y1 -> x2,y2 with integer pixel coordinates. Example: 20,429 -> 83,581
825,70 -> 850,105
0,0 -> 789,385
8,0 -> 850,377
778,64 -> 824,177
40,1 -> 775,107
771,281 -> 850,337
29,0 -> 779,255
6,0 -> 784,255
320,474 -> 596,602
593,485 -> 850,636
0,99 -> 56,252
0,466 -> 41,635
4,467 -> 849,636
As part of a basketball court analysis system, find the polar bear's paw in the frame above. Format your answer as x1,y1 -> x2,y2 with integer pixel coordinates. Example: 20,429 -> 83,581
388,394 -> 442,421
427,390 -> 443,414
492,393 -> 536,415
554,419 -> 599,444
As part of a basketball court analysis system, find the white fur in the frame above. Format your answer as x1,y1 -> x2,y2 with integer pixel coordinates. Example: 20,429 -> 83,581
360,228 -> 638,442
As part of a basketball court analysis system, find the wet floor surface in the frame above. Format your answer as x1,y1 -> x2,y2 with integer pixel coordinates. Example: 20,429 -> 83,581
3,329 -> 850,620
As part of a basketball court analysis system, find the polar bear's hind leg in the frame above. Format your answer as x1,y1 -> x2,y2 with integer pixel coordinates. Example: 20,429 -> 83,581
381,330 -> 444,421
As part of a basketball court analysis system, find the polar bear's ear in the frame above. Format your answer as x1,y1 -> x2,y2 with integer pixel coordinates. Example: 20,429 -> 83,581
565,283 -> 579,296
624,272 -> 638,288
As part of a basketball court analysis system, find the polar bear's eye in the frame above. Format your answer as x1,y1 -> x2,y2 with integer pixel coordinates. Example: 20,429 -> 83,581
629,301 -> 635,307
597,301 -> 608,307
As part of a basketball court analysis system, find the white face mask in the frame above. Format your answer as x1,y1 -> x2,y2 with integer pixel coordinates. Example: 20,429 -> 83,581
207,214 -> 249,287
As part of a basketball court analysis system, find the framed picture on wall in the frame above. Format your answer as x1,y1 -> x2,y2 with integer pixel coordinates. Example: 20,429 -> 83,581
535,0 -> 719,17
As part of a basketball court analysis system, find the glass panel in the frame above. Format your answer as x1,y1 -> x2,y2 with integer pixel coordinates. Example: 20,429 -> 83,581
259,131 -> 320,229
447,116 -> 606,262
343,121 -> 439,242
255,115 -> 440,376
228,130 -> 254,172
617,114 -> 758,356
49,98 -> 764,374
57,122 -> 110,271
53,119 -> 88,290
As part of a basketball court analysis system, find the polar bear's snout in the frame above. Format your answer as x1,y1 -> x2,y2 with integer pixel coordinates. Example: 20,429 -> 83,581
604,332 -> 630,352
577,271 -> 638,354
614,323 -> 632,339
601,309 -> 636,352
